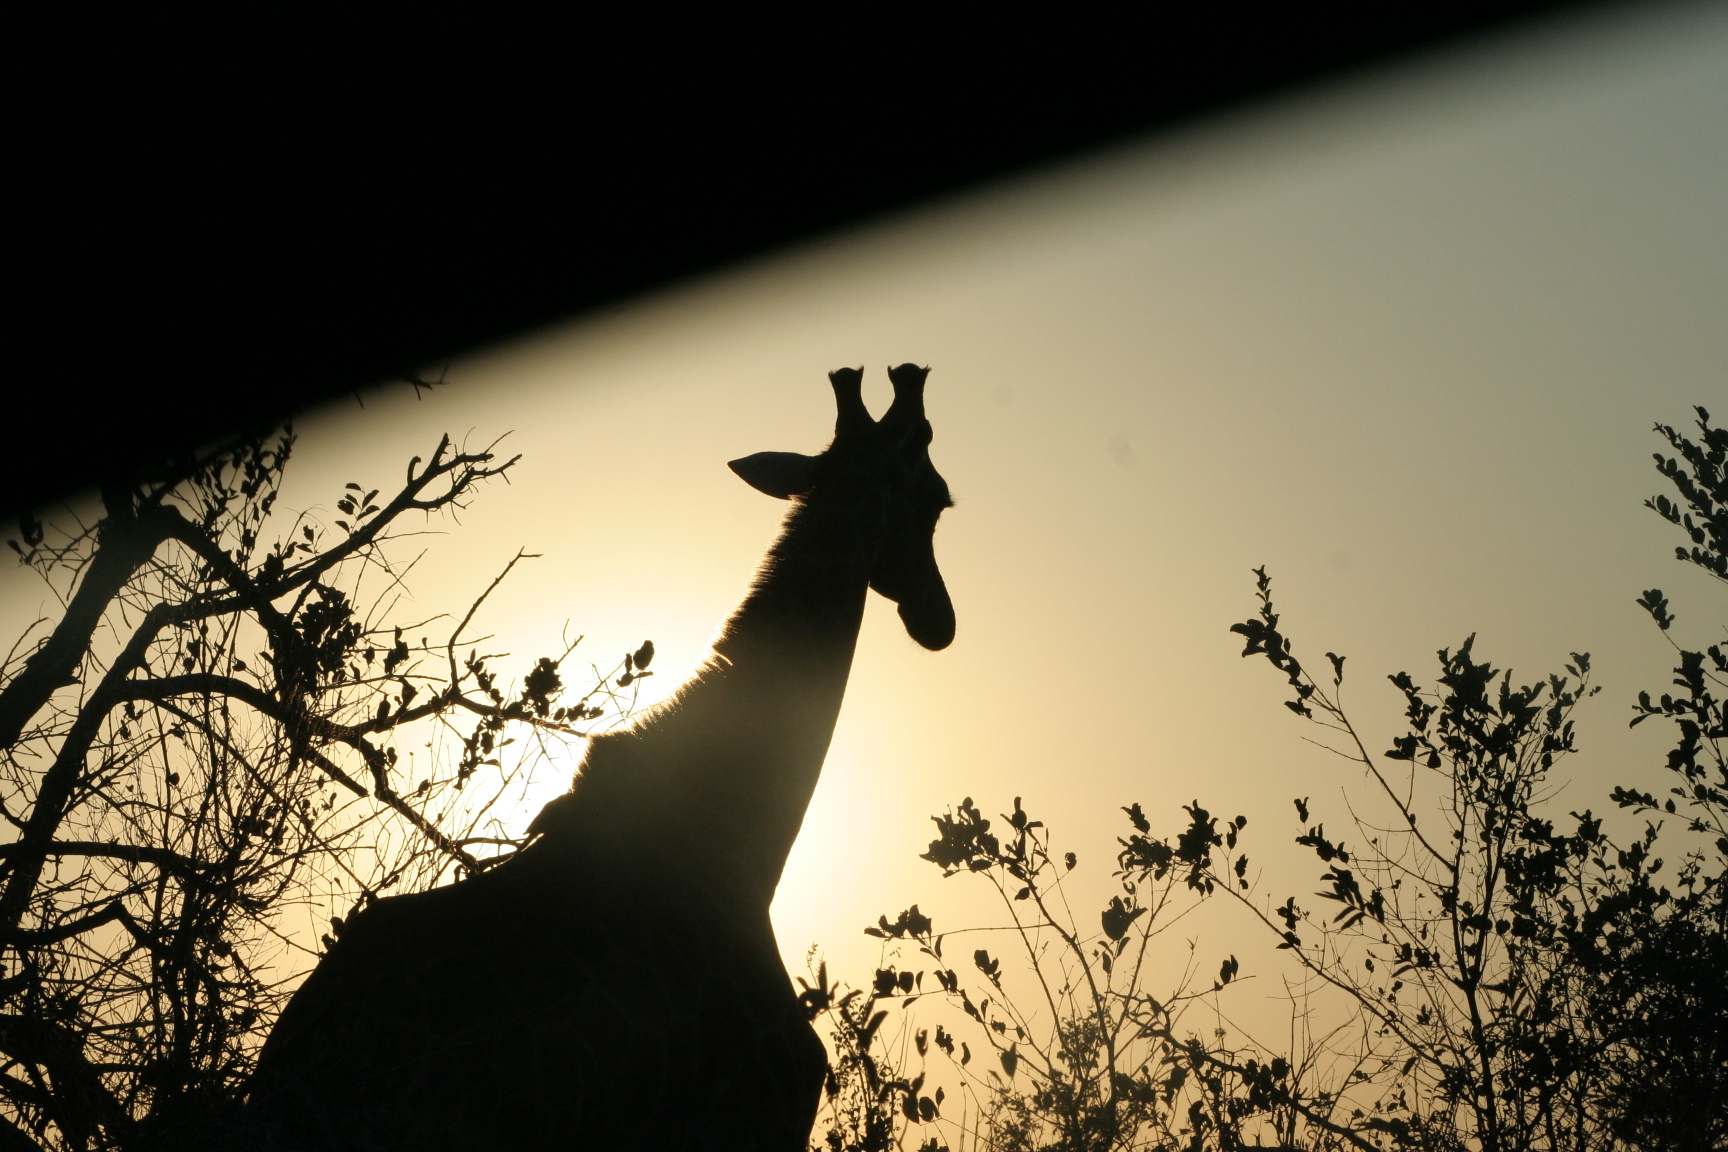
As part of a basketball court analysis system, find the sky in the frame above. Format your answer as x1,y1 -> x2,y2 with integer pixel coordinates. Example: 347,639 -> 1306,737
8,0 -> 1726,1025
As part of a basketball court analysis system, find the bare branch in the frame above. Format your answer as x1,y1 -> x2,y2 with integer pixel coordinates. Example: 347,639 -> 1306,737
0,841 -> 210,884
0,504 -> 178,750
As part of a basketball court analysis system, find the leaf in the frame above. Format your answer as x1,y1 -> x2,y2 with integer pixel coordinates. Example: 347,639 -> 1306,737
871,906 -> 933,940
1101,895 -> 1145,941
1636,589 -> 1674,631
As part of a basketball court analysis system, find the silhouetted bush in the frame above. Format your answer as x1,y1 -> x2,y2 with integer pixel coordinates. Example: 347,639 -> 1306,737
807,793 -> 1373,1152
819,405 -> 1723,1151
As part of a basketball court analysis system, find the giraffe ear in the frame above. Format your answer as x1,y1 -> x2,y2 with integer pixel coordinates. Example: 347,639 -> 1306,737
728,452 -> 819,499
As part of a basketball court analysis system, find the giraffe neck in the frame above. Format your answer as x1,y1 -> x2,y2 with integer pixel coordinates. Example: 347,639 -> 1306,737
716,487 -> 875,674
550,489 -> 876,908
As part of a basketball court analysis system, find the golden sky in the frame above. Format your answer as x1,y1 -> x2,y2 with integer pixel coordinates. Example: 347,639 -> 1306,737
8,0 -> 1724,1009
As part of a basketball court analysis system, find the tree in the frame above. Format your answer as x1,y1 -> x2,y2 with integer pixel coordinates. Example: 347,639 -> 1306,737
808,794 -> 1371,1152
1218,574 -> 1606,1149
0,425 -> 647,1150
1199,404 -> 1726,1150
1584,404 -> 1726,1149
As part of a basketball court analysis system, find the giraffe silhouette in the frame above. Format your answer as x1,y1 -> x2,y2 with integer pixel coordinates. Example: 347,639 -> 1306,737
238,365 -> 955,1151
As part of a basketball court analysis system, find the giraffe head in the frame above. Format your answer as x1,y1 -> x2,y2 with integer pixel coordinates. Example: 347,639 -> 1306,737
729,364 -> 955,650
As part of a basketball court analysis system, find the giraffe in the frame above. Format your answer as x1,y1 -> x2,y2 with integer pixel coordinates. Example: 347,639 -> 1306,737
238,364 -> 955,1151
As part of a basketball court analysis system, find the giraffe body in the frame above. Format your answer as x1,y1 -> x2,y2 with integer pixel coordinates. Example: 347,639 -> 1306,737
240,366 -> 953,1151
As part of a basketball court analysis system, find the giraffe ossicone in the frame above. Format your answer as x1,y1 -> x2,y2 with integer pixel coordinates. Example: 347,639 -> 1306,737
239,365 -> 955,1151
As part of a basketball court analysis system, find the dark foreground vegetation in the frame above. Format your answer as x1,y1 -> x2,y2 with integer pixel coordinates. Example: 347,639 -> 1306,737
807,406 -> 1724,1152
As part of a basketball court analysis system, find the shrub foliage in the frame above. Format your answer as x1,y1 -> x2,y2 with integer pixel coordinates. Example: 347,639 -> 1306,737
811,406 -> 1724,1151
